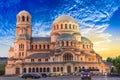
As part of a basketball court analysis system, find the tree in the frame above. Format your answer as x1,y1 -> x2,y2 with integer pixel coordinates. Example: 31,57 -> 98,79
106,57 -> 113,63
106,56 -> 120,73
0,63 -> 6,75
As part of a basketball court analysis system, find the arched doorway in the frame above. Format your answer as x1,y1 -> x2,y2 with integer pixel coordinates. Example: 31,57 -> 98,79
67,66 -> 71,73
16,68 -> 20,74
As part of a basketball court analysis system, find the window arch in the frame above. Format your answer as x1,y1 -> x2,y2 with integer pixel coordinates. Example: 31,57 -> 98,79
66,41 -> 69,46
40,68 -> 42,72
73,24 -> 74,29
47,45 -> 49,49
61,41 -> 64,46
27,16 -> 29,22
36,67 -> 39,72
35,45 -> 37,49
43,44 -> 45,49
57,67 -> 59,72
22,16 -> 25,22
65,24 -> 67,29
29,68 -> 31,72
63,53 -> 73,61
69,24 -> 71,29
61,24 -> 63,29
31,45 -> 33,50
23,68 -> 26,73
43,67 -> 46,72
39,45 -> 41,49
53,67 -> 56,72
47,67 -> 50,72
32,68 -> 35,72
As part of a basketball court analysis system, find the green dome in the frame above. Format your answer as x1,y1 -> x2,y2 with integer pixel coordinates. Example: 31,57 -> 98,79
81,36 -> 91,43
57,34 -> 76,41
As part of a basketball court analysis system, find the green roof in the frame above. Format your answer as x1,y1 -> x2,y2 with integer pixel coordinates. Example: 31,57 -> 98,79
81,36 -> 91,43
57,34 -> 76,41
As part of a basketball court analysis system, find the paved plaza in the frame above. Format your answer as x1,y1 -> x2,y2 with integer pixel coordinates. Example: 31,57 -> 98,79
0,76 -> 120,80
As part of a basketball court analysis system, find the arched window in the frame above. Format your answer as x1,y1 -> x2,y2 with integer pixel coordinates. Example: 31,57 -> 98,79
47,67 -> 50,72
27,16 -> 29,22
74,67 -> 77,71
47,45 -> 49,49
31,45 -> 33,50
69,24 -> 71,29
35,45 -> 37,49
63,53 -> 73,61
19,52 -> 21,56
57,67 -> 59,72
83,44 -> 85,49
53,67 -> 56,72
43,68 -> 46,72
61,24 -> 63,29
32,68 -> 35,72
39,45 -> 41,49
29,68 -> 31,72
22,16 -> 25,22
22,52 -> 24,56
43,44 -> 45,49
54,25 -> 56,30
61,67 -> 63,72
57,24 -> 59,29
66,41 -> 69,46
65,24 -> 67,29
62,41 -> 64,46
23,68 -> 26,73
40,68 -> 42,72
38,59 -> 41,62
73,25 -> 74,29
36,67 -> 39,72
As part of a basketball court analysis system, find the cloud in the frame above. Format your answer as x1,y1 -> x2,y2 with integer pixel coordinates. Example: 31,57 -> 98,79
32,22 -> 50,37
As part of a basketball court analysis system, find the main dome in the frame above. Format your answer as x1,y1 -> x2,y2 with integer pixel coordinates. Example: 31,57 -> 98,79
53,15 -> 77,23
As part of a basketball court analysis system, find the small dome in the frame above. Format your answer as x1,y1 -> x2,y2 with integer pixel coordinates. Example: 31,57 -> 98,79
53,15 -> 77,23
57,34 -> 76,41
15,60 -> 22,64
17,10 -> 30,15
81,37 -> 91,43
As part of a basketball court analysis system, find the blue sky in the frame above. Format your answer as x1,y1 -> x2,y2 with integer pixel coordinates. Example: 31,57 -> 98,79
0,0 -> 120,58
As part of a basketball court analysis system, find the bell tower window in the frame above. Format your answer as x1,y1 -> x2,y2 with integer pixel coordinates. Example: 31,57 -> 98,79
22,16 -> 25,22
27,16 -> 29,22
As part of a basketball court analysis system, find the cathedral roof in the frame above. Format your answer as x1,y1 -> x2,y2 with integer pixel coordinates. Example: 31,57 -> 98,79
27,53 -> 52,58
31,37 -> 50,43
57,34 -> 76,41
81,36 -> 91,43
53,15 -> 77,23
17,10 -> 30,15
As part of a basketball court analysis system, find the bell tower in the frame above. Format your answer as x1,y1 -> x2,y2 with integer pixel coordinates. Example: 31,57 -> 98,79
16,10 -> 32,40
13,10 -> 32,59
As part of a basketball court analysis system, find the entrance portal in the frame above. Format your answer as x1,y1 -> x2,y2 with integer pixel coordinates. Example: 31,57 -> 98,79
67,66 -> 71,73
16,68 -> 20,74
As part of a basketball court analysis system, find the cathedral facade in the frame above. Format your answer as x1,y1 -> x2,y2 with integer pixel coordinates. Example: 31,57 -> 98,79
5,10 -> 110,75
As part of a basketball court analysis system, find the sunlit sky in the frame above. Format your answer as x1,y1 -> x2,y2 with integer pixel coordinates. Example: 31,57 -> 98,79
0,0 -> 120,59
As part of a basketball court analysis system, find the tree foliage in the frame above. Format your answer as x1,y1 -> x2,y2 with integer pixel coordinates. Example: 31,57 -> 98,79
0,63 -> 6,75
106,56 -> 120,73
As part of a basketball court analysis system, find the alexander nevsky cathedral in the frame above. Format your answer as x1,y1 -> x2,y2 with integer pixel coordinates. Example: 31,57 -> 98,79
5,10 -> 111,75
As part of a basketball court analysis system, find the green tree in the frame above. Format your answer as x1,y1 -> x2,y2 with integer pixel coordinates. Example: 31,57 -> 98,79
113,56 -> 120,73
0,63 -> 6,75
106,57 -> 113,63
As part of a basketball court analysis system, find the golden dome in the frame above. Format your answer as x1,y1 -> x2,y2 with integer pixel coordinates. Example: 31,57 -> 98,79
53,15 -> 77,23
17,10 -> 30,15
